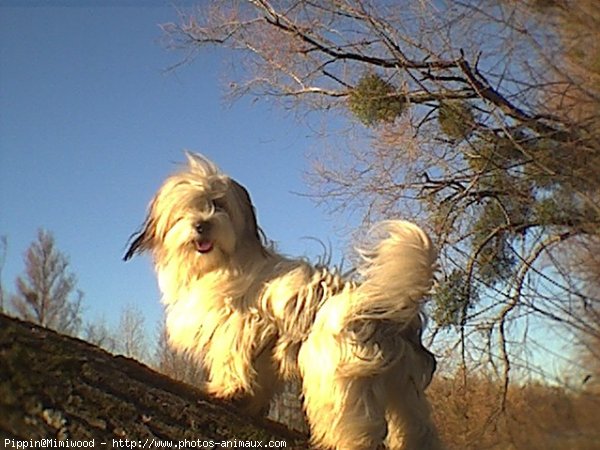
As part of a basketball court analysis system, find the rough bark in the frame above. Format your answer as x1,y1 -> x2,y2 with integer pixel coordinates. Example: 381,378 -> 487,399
0,314 -> 308,448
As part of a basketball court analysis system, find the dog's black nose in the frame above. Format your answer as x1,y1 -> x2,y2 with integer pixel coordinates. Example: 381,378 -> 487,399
195,221 -> 210,235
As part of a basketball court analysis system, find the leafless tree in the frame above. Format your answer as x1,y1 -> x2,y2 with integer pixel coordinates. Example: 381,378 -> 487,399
10,229 -> 83,336
114,303 -> 148,362
162,0 -> 600,405
83,315 -> 117,353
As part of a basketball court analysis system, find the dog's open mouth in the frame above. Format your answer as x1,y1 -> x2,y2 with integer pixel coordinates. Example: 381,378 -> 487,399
195,240 -> 214,254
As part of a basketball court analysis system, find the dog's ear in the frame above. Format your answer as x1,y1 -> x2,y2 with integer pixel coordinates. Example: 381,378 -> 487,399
123,216 -> 156,261
230,179 -> 265,246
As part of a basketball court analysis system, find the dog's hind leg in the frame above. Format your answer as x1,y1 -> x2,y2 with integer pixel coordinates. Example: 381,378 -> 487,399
383,365 -> 444,450
298,327 -> 389,450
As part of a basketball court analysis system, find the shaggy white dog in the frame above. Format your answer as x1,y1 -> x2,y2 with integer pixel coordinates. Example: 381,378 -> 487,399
125,153 -> 443,450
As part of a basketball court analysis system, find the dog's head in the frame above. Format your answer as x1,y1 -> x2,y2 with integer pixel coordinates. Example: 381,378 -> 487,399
124,153 -> 265,275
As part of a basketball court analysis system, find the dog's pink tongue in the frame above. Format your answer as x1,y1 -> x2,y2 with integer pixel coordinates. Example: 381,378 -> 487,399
196,241 -> 214,253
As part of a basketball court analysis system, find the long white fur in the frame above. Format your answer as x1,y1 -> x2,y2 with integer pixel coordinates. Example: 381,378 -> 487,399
125,153 -> 444,450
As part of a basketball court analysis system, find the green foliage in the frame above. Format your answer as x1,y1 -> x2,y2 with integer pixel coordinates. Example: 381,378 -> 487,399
534,189 -> 599,232
465,165 -> 534,285
457,124 -> 599,291
523,138 -> 566,189
472,201 -> 517,285
533,192 -> 584,228
465,131 -> 529,172
348,73 -> 406,126
432,270 -> 474,326
476,234 -> 515,285
438,100 -> 475,140
525,137 -> 600,193
533,196 -> 561,225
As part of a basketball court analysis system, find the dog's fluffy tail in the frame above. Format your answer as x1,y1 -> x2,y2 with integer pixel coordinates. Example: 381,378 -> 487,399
349,220 -> 436,326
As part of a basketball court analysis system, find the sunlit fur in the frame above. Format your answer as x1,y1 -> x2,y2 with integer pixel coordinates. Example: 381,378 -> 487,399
125,153 -> 444,450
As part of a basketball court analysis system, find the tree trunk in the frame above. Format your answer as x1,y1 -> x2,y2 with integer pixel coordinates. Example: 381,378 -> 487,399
0,314 -> 308,448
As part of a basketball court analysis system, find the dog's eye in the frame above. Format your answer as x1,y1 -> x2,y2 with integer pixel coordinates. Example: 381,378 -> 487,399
212,200 -> 225,212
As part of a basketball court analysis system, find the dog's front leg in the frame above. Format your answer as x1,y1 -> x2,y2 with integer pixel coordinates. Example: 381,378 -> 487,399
230,345 -> 281,416
202,313 -> 279,415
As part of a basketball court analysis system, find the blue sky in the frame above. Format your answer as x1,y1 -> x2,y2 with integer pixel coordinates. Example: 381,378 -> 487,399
0,1 -> 348,339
